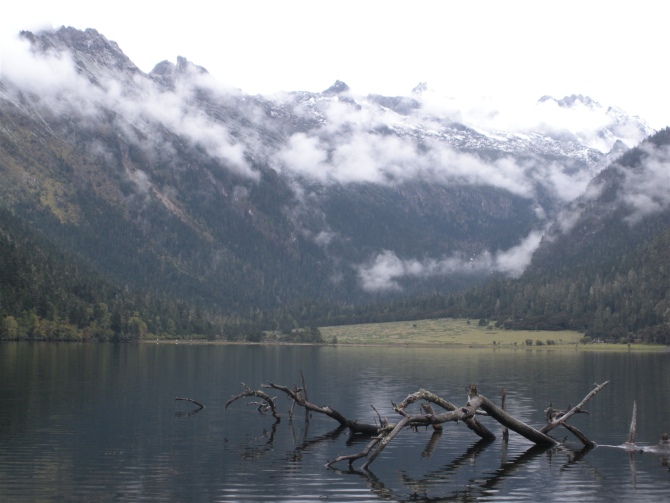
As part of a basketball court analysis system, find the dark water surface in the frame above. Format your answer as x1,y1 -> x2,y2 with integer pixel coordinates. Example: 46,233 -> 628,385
1,343 -> 669,502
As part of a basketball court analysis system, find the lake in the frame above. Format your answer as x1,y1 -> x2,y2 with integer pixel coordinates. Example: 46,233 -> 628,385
1,342 -> 669,502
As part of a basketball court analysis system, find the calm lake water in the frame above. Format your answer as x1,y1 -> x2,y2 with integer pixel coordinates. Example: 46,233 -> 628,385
1,342 -> 669,502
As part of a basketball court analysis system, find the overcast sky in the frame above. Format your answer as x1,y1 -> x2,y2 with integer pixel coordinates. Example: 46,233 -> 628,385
1,0 -> 668,129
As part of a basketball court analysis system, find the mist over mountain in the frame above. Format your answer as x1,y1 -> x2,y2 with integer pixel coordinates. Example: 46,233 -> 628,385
460,128 -> 670,342
0,26 -> 661,324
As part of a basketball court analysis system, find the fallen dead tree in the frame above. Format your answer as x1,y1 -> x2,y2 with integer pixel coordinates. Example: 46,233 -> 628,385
225,373 -> 381,434
226,373 -> 611,469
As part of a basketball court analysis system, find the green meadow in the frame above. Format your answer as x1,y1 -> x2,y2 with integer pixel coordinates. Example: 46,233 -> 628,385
320,318 -> 666,351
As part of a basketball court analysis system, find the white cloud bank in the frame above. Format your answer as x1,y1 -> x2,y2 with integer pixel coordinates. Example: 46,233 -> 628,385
546,140 -> 670,236
0,31 -> 256,179
274,93 -> 631,206
620,143 -> 670,224
419,92 -> 653,154
277,115 -> 537,198
357,230 -> 544,292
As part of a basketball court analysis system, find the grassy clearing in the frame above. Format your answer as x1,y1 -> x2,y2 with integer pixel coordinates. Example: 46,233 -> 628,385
320,318 -> 579,347
320,318 -> 666,351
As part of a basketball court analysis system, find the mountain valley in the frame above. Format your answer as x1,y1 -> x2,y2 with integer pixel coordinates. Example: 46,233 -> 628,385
0,26 -> 667,342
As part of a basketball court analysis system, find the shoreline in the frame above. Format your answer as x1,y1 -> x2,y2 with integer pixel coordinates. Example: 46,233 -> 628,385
138,338 -> 668,352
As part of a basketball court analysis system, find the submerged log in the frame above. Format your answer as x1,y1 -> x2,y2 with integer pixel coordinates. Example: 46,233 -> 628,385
175,397 -> 205,409
619,400 -> 663,453
227,374 -> 613,469
646,433 -> 670,454
501,388 -> 509,442
360,402 -> 478,470
467,385 -> 557,446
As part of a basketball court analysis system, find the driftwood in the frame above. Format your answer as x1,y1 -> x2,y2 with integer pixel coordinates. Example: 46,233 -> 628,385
226,372 -> 383,434
175,397 -> 205,409
469,386 -> 558,446
603,400 -> 670,487
501,388 -> 509,441
225,383 -> 281,423
540,380 -> 609,446
619,400 -> 670,454
394,388 -> 495,441
627,400 -> 638,445
174,396 -> 205,417
226,374 -> 612,469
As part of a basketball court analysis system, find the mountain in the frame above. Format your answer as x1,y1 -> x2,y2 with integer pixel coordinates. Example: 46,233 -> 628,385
382,128 -> 669,343
511,128 -> 670,340
0,26 -> 660,329
538,93 -> 655,154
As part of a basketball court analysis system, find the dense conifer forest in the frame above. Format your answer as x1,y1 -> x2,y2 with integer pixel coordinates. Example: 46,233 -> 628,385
2,196 -> 667,344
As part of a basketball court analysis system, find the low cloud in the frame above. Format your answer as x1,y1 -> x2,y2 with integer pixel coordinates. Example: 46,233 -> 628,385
276,103 -> 538,198
357,230 -> 544,292
418,91 -> 652,153
274,95 -> 611,204
494,230 -> 545,276
620,143 -> 670,224
1,35 -> 79,95
545,141 -> 669,236
128,168 -> 151,194
1,31 -> 256,179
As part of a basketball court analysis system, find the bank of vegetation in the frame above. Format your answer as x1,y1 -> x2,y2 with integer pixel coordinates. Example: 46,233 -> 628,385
1,205 -> 668,345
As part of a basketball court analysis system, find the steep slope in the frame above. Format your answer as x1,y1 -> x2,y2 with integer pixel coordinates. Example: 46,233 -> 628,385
0,26 -> 658,315
528,128 -> 670,278
1,28 -> 333,311
470,129 -> 670,341
0,207 -> 227,341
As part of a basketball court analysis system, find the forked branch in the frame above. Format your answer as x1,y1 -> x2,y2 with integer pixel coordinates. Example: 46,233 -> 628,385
225,383 -> 281,423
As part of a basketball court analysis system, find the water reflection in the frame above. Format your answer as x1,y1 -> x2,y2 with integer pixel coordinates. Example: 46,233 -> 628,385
2,343 -> 670,501
326,438 -> 604,502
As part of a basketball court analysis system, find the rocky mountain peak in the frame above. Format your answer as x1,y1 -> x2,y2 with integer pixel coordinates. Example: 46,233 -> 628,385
20,26 -> 140,85
538,94 -> 601,109
26,26 -> 136,70
149,56 -> 209,88
609,139 -> 629,156
322,80 -> 350,96
367,94 -> 421,115
412,82 -> 429,95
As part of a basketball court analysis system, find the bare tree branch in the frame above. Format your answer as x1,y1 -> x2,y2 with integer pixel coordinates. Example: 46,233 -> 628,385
627,400 -> 637,445
539,381 -> 609,436
396,388 -> 495,440
263,381 -> 382,434
225,383 -> 282,423
175,397 -> 205,409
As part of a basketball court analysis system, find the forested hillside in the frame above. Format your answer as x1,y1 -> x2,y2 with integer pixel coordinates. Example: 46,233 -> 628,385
0,208 -> 225,341
313,130 -> 670,343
